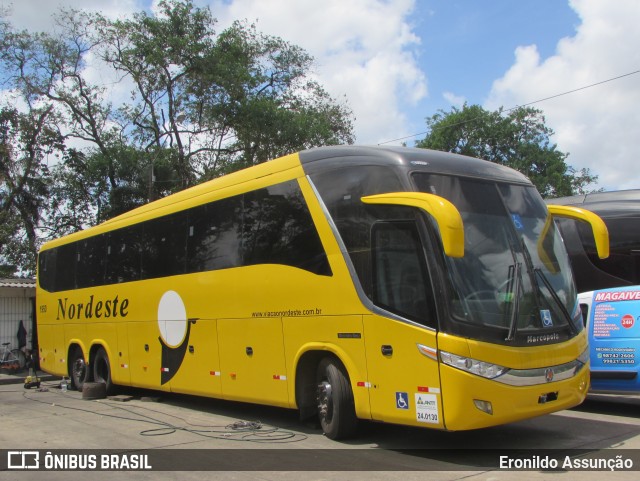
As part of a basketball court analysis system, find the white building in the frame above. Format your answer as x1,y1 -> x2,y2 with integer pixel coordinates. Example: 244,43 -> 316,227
0,278 -> 36,351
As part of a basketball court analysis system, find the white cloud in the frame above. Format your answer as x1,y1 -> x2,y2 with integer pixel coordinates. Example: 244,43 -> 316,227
2,0 -> 427,146
210,0 -> 428,144
1,0 -> 141,111
443,91 -> 466,108
485,0 -> 640,191
1,1 -> 139,157
0,0 -> 142,31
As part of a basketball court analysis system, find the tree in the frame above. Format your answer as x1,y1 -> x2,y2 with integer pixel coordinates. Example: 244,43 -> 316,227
416,104 -> 597,197
0,105 -> 61,276
94,0 -> 215,191
190,19 -> 354,175
0,7 -> 137,222
0,0 -> 354,274
96,2 -> 353,180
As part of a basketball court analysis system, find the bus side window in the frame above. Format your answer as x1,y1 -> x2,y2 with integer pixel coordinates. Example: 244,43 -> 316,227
372,221 -> 436,328
585,217 -> 640,285
55,243 -> 77,291
187,197 -> 243,273
142,212 -> 188,279
77,236 -> 106,289
38,249 -> 56,292
310,165 -> 407,297
561,216 -> 640,291
105,225 -> 142,284
242,181 -> 331,276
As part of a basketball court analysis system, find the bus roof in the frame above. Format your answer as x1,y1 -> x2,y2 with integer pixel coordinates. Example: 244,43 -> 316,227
40,146 -> 531,250
299,145 -> 531,184
549,189 -> 640,218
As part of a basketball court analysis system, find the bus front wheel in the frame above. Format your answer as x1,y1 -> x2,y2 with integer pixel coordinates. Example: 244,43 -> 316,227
92,347 -> 115,395
316,357 -> 357,439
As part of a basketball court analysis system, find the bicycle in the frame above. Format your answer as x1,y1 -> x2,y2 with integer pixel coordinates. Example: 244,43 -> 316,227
0,343 -> 27,372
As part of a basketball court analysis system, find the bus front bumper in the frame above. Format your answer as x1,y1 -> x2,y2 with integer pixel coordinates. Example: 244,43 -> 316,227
439,363 -> 590,431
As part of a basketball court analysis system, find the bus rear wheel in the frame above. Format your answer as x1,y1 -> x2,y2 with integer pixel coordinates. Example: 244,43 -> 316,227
69,347 -> 89,391
92,347 -> 115,395
316,357 -> 357,440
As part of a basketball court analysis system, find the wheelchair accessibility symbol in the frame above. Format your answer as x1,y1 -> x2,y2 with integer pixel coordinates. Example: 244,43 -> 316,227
396,392 -> 409,410
511,214 -> 524,231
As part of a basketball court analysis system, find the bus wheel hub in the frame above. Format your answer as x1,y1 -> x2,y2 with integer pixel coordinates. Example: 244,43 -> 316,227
317,381 -> 333,417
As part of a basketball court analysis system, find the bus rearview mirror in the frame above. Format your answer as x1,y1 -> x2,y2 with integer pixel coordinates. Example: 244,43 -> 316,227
546,205 -> 609,260
361,192 -> 465,258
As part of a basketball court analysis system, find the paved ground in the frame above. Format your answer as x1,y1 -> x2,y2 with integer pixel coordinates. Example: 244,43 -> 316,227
0,368 -> 56,386
0,372 -> 639,480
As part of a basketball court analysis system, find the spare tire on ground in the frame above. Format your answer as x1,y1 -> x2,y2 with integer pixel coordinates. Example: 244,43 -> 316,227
82,381 -> 107,400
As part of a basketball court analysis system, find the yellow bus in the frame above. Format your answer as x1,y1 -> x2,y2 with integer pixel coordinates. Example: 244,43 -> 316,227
36,146 -> 609,439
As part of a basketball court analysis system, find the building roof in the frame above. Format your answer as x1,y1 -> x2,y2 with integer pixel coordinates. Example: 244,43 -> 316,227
0,278 -> 36,289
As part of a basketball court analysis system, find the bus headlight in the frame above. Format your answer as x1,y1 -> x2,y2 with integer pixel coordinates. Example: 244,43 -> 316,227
577,347 -> 589,366
440,351 -> 509,379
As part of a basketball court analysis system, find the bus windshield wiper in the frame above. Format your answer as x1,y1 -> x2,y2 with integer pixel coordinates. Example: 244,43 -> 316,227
505,262 -> 521,342
519,235 -> 578,336
534,267 -> 578,336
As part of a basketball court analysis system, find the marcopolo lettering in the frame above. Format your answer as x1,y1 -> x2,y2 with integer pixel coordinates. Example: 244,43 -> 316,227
57,294 -> 129,321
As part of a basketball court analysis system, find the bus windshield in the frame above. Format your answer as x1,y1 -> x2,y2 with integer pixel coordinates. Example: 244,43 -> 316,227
413,173 -> 580,345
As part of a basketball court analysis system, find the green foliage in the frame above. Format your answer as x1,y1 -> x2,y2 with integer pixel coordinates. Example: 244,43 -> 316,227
416,104 -> 597,197
0,105 -> 60,276
192,20 -> 354,175
0,0 -> 354,275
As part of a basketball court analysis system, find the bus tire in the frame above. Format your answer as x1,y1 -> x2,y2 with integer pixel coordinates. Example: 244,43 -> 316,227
92,347 -> 115,395
82,381 -> 107,400
316,357 -> 357,440
69,346 -> 89,391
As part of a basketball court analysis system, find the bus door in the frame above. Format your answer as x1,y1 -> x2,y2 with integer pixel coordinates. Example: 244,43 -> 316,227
363,220 -> 444,428
218,317 -> 289,407
127,320 -> 165,390
168,318 -> 222,397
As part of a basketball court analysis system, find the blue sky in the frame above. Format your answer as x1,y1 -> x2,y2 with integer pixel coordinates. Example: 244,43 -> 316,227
3,0 -> 639,191
409,1 -> 580,130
